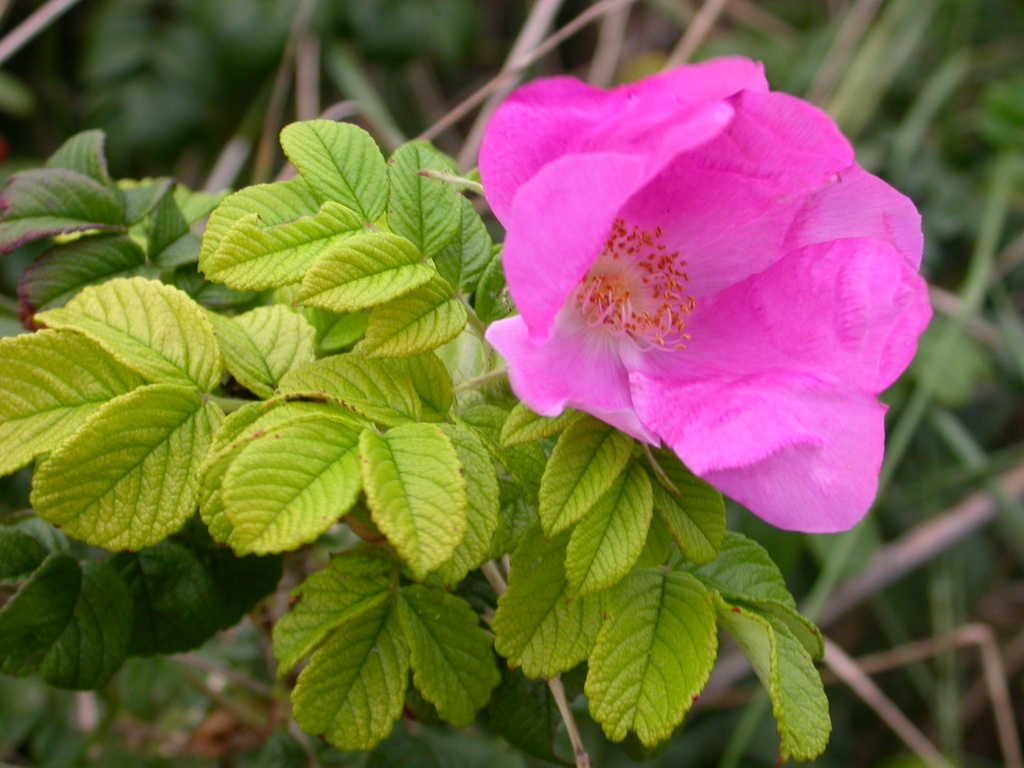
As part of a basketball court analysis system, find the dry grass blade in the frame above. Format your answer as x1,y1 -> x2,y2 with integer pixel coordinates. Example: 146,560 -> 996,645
588,5 -> 631,87
0,0 -> 84,66
823,638 -> 956,768
665,0 -> 733,67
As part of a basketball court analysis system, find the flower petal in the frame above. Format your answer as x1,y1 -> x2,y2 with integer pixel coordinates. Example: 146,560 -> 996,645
479,57 -> 767,224
621,89 -> 855,296
639,238 -> 931,393
486,313 -> 657,443
630,371 -> 885,532
786,163 -> 924,269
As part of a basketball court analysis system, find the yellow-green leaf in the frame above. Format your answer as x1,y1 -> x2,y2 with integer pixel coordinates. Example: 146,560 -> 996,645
359,274 -> 467,358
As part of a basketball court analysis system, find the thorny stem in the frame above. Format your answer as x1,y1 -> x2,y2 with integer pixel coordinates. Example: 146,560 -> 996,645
479,561 -> 591,768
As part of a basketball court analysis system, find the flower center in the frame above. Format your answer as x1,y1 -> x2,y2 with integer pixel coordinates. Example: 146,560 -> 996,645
574,218 -> 695,350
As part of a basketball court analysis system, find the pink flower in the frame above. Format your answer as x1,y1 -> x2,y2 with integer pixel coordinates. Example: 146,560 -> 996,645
480,58 -> 931,533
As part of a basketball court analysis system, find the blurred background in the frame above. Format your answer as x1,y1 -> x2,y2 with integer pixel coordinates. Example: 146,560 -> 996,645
2,0 -> 1024,766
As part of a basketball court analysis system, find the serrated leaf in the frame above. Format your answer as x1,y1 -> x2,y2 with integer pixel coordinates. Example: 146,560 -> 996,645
317,310 -> 370,353
635,513 -> 674,569
278,353 -> 421,427
148,192 -> 199,269
0,330 -> 145,477
492,525 -> 603,678
122,178 -> 174,225
17,235 -> 150,319
500,404 -> 582,449
41,559 -> 133,689
474,249 -> 513,324
398,585 -> 499,727
200,400 -> 364,544
203,202 -> 365,291
0,554 -> 80,676
112,533 -> 280,656
292,599 -> 408,752
0,528 -> 49,581
281,120 -> 388,221
586,569 -> 717,745
45,130 -> 111,185
459,405 -> 547,505
223,417 -> 362,554
539,417 -> 634,537
360,275 -> 467,358
487,481 -> 539,561
36,276 -> 223,391
300,231 -> 435,313
208,305 -> 316,399
273,555 -> 392,678
433,424 -> 500,585
387,142 -> 461,258
716,596 -> 831,762
566,461 -> 653,598
31,384 -> 221,551
380,353 -> 452,422
200,178 -> 319,262
681,533 -> 823,659
647,449 -> 725,565
486,668 -> 562,762
0,169 -> 124,253
360,424 -> 467,580
436,196 -> 492,291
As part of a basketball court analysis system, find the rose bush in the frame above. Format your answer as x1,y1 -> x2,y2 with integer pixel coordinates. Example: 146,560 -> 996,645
480,57 -> 931,533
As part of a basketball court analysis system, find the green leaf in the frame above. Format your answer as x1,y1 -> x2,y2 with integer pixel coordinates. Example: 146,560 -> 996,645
0,170 -> 124,253
0,528 -> 49,581
398,585 -> 499,727
31,384 -> 221,551
500,404 -> 583,449
474,249 -> 512,324
433,424 -> 500,585
683,532 -> 824,658
112,533 -> 280,656
299,231 -> 435,313
492,525 -> 603,678
0,330 -> 145,477
45,130 -> 112,185
223,417 -> 362,554
635,513 -> 674,569
148,192 -> 199,269
273,554 -> 392,678
278,353 -> 421,426
646,449 -> 725,565
208,305 -> 316,398
281,120 -> 389,222
360,274 -> 467,358
36,276 -> 223,391
459,405 -> 547,505
380,353 -> 452,422
17,235 -> 150,318
435,196 -> 492,292
585,569 -> 718,745
0,554 -> 81,676
317,310 -> 370,353
486,668 -> 562,762
538,417 -> 634,537
202,202 -> 365,291
386,142 -> 461,258
292,599 -> 408,752
122,178 -> 174,225
716,596 -> 831,762
566,461 -> 654,598
41,559 -> 133,689
199,178 -> 319,267
360,424 -> 468,580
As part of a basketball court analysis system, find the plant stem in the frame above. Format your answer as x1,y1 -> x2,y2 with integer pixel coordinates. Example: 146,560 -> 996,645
207,395 -> 255,414
451,367 -> 507,393
479,560 -> 590,768
0,0 -> 85,66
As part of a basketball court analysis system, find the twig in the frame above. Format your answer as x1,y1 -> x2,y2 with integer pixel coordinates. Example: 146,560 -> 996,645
204,137 -> 251,194
455,0 -> 566,169
0,0 -> 85,66
173,654 -> 276,699
451,367 -> 507,393
587,4 -> 631,87
665,0 -> 732,68
806,0 -> 886,105
823,638 -> 956,768
419,0 -> 638,146
295,32 -> 321,122
829,625 -> 1023,768
480,560 -> 590,768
